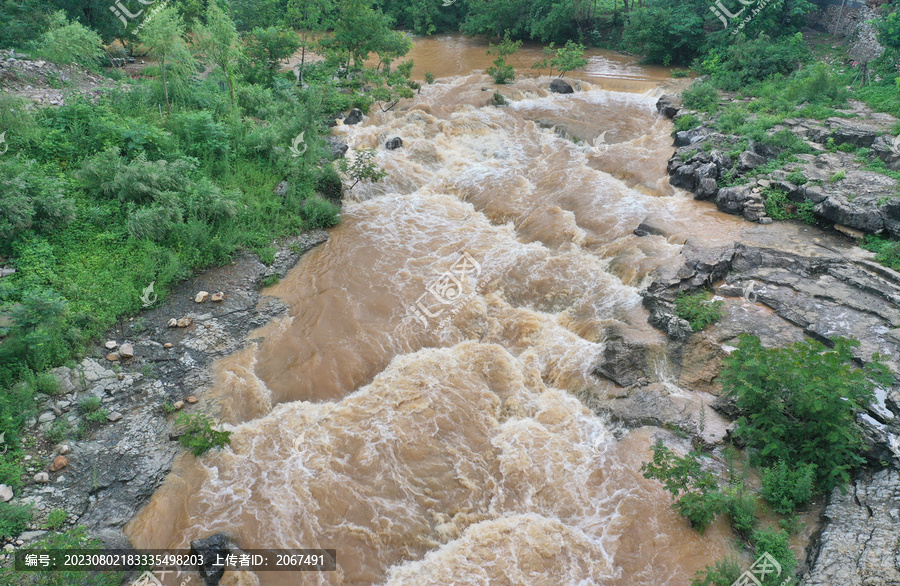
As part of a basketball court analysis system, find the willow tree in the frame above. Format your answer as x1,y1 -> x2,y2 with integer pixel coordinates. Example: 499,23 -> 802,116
195,0 -> 241,104
138,6 -> 195,115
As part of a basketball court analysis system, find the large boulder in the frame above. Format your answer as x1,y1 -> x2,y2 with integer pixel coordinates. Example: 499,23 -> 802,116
826,117 -> 881,149
343,108 -> 363,125
737,150 -> 766,171
324,136 -> 348,159
656,94 -> 681,118
190,533 -> 233,586
549,78 -> 574,94
385,137 -> 403,150
674,127 -> 709,147
716,185 -> 755,215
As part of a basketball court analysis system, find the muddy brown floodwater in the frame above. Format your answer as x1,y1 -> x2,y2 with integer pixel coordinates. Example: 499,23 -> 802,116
127,35 -> 762,585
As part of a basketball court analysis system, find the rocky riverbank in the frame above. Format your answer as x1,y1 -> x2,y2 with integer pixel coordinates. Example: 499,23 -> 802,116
626,89 -> 900,583
4,231 -> 327,558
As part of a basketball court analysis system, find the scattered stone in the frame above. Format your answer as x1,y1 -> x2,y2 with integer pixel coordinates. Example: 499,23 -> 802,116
117,373 -> 125,381
3,544 -> 13,552
57,444 -> 70,455
107,412 -> 123,422
759,217 -> 773,224
118,344 -> 134,359
104,341 -> 118,350
385,137 -> 403,150
344,108 -> 363,125
176,317 -> 193,328
49,456 -> 67,472
655,95 -> 681,119
324,136 -> 349,159
167,318 -> 178,328
210,292 -> 225,303
38,412 -> 56,424
186,396 -> 198,404
0,484 -> 13,502
106,353 -> 120,362
273,181 -> 289,198
190,533 -> 232,586
33,472 -> 49,483
549,78 -> 574,94
173,401 -> 185,410
195,291 -> 210,303
164,343 -> 173,349
19,531 -> 46,542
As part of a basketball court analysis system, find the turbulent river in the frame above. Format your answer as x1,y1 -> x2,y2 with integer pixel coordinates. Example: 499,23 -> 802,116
126,35 -> 760,585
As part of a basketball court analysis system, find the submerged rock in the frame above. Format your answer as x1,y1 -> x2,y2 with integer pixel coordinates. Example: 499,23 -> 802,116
344,108 -> 363,125
549,78 -> 574,94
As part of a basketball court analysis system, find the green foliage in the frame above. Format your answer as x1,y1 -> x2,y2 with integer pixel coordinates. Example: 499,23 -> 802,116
77,396 -> 102,413
621,0 -> 706,66
491,92 -> 508,107
763,187 -> 814,224
486,34 -> 522,84
138,6 -> 197,114
861,235 -> 900,272
0,455 -> 24,491
724,486 -> 758,538
195,0 -> 242,104
0,158 -> 75,251
682,83 -> 719,113
674,290 -> 724,331
830,170 -> 846,182
424,72 -> 435,84
0,502 -> 32,539
533,40 -> 588,76
176,413 -> 232,456
319,0 -> 406,70
675,114 -> 701,133
877,9 -> 900,51
751,528 -> 796,582
300,197 -> 341,229
339,148 -> 387,189
241,26 -> 301,85
45,418 -> 70,444
27,11 -> 104,70
785,171 -> 807,185
710,34 -> 811,91
642,441 -> 724,533
44,508 -> 67,531
761,460 -> 816,515
721,335 -> 892,492
692,557 -> 743,586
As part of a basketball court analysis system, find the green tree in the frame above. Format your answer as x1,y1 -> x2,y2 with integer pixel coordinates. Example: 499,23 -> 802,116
195,0 -> 242,104
241,26 -> 300,85
320,0 -> 404,70
287,0 -> 334,77
138,6 -> 196,114
27,10 -> 104,69
552,40 -> 588,76
642,441 -> 724,533
721,335 -> 891,492
486,34 -> 522,84
339,148 -> 386,190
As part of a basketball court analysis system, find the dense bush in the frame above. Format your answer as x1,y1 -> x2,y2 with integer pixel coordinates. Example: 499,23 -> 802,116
721,335 -> 891,492
176,413 -> 232,456
26,11 -> 104,70
674,291 -> 724,331
682,83 -> 719,113
761,460 -> 816,515
0,502 -> 32,539
642,442 -> 724,533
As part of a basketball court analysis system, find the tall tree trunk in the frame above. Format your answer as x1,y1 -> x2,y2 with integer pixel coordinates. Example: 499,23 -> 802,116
161,56 -> 170,115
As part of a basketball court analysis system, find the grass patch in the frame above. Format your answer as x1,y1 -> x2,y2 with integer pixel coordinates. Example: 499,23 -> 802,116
674,290 -> 724,331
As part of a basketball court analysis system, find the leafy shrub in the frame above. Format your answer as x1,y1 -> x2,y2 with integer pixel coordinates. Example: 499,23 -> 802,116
0,502 -> 32,539
490,92 -> 508,107
300,197 -> 341,229
751,528 -> 796,582
33,372 -> 60,395
712,34 -> 810,91
424,72 -> 435,84
692,557 -> 743,586
0,158 -> 75,251
675,114 -> 701,132
44,508 -> 67,531
761,460 -> 816,515
682,83 -> 719,113
830,170 -> 846,182
486,35 -> 521,84
0,456 -> 24,491
176,413 -> 231,456
27,12 -> 104,70
785,171 -> 807,185
862,235 -> 900,271
721,335 -> 891,492
45,419 -> 70,444
724,487 -> 758,538
674,291 -> 724,331
763,187 -> 794,220
642,442 -> 724,533
78,396 -> 102,414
